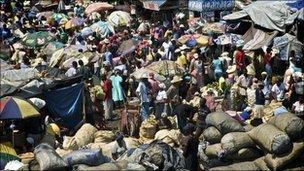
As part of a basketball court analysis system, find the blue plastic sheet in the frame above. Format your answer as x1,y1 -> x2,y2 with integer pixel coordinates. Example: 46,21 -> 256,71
44,83 -> 84,129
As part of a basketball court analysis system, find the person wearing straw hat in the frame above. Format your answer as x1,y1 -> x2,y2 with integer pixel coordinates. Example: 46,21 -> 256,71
167,76 -> 182,115
136,73 -> 151,121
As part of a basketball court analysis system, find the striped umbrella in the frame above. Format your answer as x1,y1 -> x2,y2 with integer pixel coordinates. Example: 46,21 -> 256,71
0,142 -> 20,170
0,96 -> 40,120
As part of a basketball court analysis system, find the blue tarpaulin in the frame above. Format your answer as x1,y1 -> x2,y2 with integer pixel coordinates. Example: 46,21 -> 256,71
189,0 -> 235,12
44,82 -> 84,129
286,0 -> 304,10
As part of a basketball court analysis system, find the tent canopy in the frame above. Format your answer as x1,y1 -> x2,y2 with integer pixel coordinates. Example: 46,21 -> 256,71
188,0 -> 235,12
223,1 -> 298,32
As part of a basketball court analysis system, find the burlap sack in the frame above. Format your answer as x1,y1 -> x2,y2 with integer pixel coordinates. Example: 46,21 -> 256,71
124,137 -> 142,149
264,141 -> 304,171
55,148 -> 73,157
268,112 -> 304,140
225,148 -> 262,161
221,132 -> 254,154
248,124 -> 292,155
203,126 -> 222,144
253,157 -> 270,170
209,161 -> 260,171
154,129 -> 182,147
94,130 -> 115,143
74,124 -> 98,148
62,136 -> 78,150
139,117 -> 158,139
206,112 -> 244,134
205,143 -> 223,158
243,124 -> 254,132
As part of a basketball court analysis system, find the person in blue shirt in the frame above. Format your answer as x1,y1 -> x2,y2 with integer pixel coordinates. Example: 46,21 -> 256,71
1,24 -> 11,40
104,46 -> 114,68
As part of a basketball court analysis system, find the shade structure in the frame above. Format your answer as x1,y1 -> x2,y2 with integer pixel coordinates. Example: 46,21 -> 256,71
117,39 -> 138,55
0,142 -> 20,170
85,2 -> 114,14
147,60 -> 184,77
202,22 -> 226,34
131,68 -> 166,82
42,41 -> 65,57
178,34 -> 209,46
90,21 -> 115,38
107,11 -> 131,27
65,17 -> 85,29
21,31 -> 54,49
0,96 -> 40,120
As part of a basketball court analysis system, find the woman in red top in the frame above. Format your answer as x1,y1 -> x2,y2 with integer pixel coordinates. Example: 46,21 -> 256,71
101,74 -> 113,120
234,46 -> 245,72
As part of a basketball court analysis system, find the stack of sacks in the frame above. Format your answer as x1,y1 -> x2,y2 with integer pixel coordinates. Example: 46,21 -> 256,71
198,112 -> 262,169
263,113 -> 304,170
206,112 -> 304,170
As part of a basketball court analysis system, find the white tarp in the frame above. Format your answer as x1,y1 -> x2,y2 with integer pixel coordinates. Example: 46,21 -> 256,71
243,29 -> 278,51
223,1 -> 298,32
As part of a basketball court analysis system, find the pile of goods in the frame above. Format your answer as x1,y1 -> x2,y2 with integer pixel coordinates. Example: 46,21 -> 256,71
199,112 -> 304,170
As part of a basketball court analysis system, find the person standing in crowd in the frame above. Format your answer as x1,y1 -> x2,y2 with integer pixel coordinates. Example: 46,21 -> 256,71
101,74 -> 113,121
292,96 -> 304,119
65,61 -> 78,77
155,83 -> 167,119
211,55 -> 223,80
252,82 -> 265,124
271,77 -> 285,102
234,41 -> 245,73
136,74 -> 150,121
110,70 -> 124,109
77,60 -> 91,80
167,76 -> 182,115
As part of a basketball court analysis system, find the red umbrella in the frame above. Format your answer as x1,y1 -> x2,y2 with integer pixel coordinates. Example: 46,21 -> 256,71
85,2 -> 114,14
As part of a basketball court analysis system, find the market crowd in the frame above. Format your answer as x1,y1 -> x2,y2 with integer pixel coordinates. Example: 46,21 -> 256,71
0,0 -> 304,170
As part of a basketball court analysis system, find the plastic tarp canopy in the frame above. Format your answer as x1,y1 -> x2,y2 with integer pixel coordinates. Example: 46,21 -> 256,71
188,0 -> 235,12
273,33 -> 303,61
44,82 -> 84,129
0,68 -> 39,88
286,0 -> 304,10
243,28 -> 279,51
223,1 -> 298,32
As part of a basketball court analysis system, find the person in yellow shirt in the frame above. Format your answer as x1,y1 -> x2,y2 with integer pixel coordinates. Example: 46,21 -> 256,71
175,49 -> 187,69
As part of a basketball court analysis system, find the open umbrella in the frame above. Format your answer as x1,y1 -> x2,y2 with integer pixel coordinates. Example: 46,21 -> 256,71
65,18 -> 85,29
107,11 -> 131,27
117,39 -> 138,55
131,68 -> 166,82
42,41 -> 65,58
147,60 -> 184,77
21,31 -> 54,49
90,21 -> 115,38
0,142 -> 20,170
202,22 -> 226,34
85,2 -> 114,14
178,34 -> 209,46
50,13 -> 68,23
0,96 -> 40,120
81,27 -> 93,38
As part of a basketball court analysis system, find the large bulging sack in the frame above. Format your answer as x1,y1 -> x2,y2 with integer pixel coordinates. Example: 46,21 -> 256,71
248,124 -> 292,155
206,112 -> 244,134
203,126 -> 222,144
154,129 -> 182,147
205,143 -> 223,158
264,141 -> 304,171
74,124 -> 98,148
209,161 -> 260,171
268,112 -> 304,140
94,130 -> 115,143
139,117 -> 158,139
224,148 -> 262,161
62,136 -> 78,150
34,143 -> 68,170
221,132 -> 254,154
63,149 -> 110,166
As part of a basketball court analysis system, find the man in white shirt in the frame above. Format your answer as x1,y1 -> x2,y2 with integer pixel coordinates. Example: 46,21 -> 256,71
65,61 -> 78,77
136,74 -> 150,121
271,78 -> 285,101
